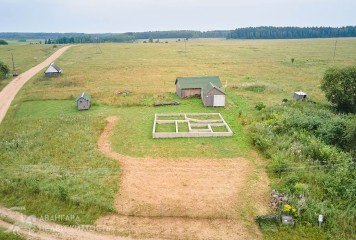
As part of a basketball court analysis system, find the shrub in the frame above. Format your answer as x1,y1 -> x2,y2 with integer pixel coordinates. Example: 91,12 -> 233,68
321,66 -> 356,113
0,61 -> 10,79
255,102 -> 266,111
0,39 -> 8,45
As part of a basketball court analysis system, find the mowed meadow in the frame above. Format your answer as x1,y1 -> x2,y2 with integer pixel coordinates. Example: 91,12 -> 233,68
0,38 -> 356,236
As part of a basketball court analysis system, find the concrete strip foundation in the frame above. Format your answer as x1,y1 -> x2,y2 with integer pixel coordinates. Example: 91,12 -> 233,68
153,113 -> 233,138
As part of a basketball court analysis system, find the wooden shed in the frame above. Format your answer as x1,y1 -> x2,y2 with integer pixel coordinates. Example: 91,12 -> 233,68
175,76 -> 223,97
45,62 -> 61,77
201,82 -> 226,107
294,91 -> 307,101
76,92 -> 91,110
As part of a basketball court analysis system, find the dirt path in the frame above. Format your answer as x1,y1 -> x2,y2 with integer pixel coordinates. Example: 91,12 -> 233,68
0,206 -> 135,240
0,45 -> 71,124
96,116 -> 270,239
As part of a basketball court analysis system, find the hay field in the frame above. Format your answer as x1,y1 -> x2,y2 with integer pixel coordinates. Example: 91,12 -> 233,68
18,38 -> 356,106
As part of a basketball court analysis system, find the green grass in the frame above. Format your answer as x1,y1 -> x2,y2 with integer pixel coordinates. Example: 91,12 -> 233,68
1,104 -> 119,225
155,123 -> 177,132
211,126 -> 228,132
0,228 -> 25,240
110,98 -> 248,159
177,122 -> 189,132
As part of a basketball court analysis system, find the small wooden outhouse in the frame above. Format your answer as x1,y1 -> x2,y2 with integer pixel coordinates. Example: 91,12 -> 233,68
76,92 -> 91,110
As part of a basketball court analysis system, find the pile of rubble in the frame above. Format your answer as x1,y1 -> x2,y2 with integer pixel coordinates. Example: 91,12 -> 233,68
270,189 -> 288,209
114,90 -> 131,95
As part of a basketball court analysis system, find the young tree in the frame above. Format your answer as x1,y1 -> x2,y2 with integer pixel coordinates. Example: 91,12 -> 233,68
0,61 -> 10,79
321,66 -> 356,113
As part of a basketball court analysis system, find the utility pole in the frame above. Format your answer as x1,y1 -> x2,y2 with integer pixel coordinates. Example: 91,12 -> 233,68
333,40 -> 337,62
11,53 -> 18,76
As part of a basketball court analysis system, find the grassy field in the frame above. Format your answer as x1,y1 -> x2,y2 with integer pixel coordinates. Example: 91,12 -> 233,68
0,43 -> 57,90
0,228 -> 25,240
0,38 -> 355,238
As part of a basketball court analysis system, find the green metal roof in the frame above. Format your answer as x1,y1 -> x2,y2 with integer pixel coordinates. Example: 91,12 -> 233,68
76,92 -> 91,101
202,82 -> 225,95
175,76 -> 222,89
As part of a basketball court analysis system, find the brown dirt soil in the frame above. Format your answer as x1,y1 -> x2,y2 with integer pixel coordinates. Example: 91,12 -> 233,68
0,206 -> 133,240
96,116 -> 270,240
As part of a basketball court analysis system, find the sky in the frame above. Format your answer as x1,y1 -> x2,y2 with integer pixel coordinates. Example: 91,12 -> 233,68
1,0 -> 355,33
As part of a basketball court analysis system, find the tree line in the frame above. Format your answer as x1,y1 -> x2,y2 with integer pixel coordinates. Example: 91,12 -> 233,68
1,26 -> 356,43
229,26 -> 356,39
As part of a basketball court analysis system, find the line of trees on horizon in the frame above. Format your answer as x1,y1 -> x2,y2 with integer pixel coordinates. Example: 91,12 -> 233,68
1,26 -> 356,43
228,26 -> 356,39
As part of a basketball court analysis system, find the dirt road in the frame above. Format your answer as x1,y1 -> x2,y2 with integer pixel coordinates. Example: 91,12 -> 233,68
0,206 -> 135,240
0,46 -> 71,124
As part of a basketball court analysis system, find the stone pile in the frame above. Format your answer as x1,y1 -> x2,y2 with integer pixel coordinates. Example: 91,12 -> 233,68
270,189 -> 288,209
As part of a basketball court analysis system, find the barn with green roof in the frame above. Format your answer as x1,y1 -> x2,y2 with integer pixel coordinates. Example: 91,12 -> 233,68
175,76 -> 226,107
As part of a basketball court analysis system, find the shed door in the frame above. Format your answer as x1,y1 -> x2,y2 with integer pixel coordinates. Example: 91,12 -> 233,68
213,95 -> 225,107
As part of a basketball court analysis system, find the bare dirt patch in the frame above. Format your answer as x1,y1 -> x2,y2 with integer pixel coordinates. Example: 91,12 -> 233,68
97,116 -> 270,239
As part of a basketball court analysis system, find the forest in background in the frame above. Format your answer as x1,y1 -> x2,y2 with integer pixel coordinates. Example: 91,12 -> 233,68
1,26 -> 356,44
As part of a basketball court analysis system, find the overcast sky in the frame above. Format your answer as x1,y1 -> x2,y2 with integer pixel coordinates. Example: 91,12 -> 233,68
1,0 -> 355,33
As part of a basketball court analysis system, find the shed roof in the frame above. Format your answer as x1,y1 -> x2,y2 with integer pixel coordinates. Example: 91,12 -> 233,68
294,91 -> 307,96
76,92 -> 91,101
45,62 -> 61,73
202,82 -> 225,95
175,76 -> 222,89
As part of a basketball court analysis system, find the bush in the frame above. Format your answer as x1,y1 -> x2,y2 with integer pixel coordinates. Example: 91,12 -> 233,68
0,61 -> 10,79
255,102 -> 266,111
0,39 -> 8,45
321,66 -> 356,113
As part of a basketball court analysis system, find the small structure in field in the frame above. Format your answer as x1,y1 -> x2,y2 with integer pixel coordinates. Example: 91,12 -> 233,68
45,62 -> 61,77
76,92 -> 91,110
294,91 -> 307,101
175,76 -> 226,107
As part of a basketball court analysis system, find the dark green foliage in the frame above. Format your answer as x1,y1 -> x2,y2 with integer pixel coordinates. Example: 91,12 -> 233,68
255,102 -> 266,111
0,61 -> 10,79
229,26 -> 356,39
343,115 -> 356,155
0,39 -> 8,45
250,102 -> 355,239
321,66 -> 356,113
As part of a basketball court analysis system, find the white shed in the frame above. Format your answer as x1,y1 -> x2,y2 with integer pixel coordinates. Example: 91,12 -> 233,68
45,62 -> 61,77
294,91 -> 307,101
